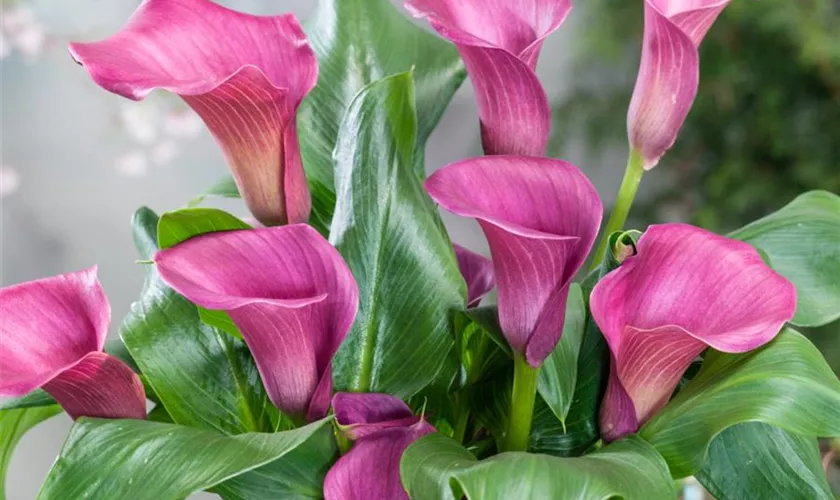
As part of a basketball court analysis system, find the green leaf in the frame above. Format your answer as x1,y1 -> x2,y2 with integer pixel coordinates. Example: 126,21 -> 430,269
731,190 -> 840,327
157,207 -> 251,250
211,423 -> 336,499
329,73 -> 465,396
1,405 -> 61,499
537,283 -> 586,428
0,390 -> 55,411
188,176 -> 241,208
198,308 -> 243,340
455,309 -> 508,388
38,417 -> 334,500
400,433 -> 675,500
121,207 -> 282,434
299,0 -> 466,228
695,422 -> 832,500
641,328 -> 840,478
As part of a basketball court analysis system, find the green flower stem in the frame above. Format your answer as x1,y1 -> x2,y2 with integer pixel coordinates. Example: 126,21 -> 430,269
590,149 -> 646,270
500,354 -> 540,453
452,393 -> 470,445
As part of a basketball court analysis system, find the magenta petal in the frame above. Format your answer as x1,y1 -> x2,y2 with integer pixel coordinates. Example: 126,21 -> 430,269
591,223 -> 797,440
0,267 -> 109,397
69,0 -> 318,226
406,0 -> 571,156
454,244 -> 496,308
426,156 -> 603,366
0,267 -> 146,420
332,393 -> 420,440
154,224 -> 359,420
324,422 -> 435,500
627,0 -> 730,169
43,351 -> 147,420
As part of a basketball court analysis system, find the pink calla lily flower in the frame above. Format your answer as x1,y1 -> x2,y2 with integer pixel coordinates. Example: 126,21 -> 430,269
325,393 -> 434,500
155,224 -> 358,422
628,0 -> 731,169
406,0 -> 572,156
454,244 -> 495,307
0,267 -> 146,420
591,224 -> 797,441
69,0 -> 318,226
426,156 -> 603,367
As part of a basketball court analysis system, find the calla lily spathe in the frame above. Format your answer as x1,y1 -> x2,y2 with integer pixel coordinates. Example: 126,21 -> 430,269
155,224 -> 358,421
454,244 -> 495,307
406,0 -> 571,156
325,393 -> 434,500
591,223 -> 796,441
628,0 -> 731,169
0,267 -> 146,420
69,0 -> 318,226
426,156 -> 602,366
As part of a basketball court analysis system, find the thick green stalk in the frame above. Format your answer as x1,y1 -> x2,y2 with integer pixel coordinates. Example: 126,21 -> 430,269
590,149 -> 646,270
500,354 -> 540,453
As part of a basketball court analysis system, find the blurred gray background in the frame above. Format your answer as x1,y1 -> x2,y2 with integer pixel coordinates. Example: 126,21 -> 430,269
0,1 -> 635,498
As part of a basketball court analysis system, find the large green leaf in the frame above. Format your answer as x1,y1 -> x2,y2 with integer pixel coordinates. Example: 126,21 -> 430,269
1,405 -> 61,500
695,422 -> 832,500
731,190 -> 840,327
329,73 -> 465,396
38,417 -> 333,500
120,207 -> 281,435
641,328 -> 840,478
400,433 -> 675,500
299,0 -> 465,228
537,283 -> 586,428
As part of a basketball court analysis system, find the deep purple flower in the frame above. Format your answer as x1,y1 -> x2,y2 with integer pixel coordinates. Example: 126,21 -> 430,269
69,0 -> 318,226
0,267 -> 146,420
406,0 -> 572,156
155,224 -> 358,422
454,244 -> 495,307
628,0 -> 731,168
591,224 -> 797,441
325,393 -> 434,500
426,156 -> 602,366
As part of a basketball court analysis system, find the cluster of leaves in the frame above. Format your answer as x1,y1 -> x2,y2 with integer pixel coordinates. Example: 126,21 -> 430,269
1,1 -> 840,499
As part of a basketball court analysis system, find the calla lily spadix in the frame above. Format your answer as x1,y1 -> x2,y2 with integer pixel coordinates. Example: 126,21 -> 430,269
0,267 -> 146,420
426,156 -> 603,367
325,393 -> 434,500
406,0 -> 572,157
628,0 -> 731,169
454,243 -> 496,308
591,223 -> 797,442
69,0 -> 318,227
154,224 -> 358,422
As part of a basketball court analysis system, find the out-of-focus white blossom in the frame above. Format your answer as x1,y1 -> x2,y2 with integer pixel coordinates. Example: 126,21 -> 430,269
0,31 -> 10,59
150,141 -> 179,166
114,150 -> 149,178
120,103 -> 159,145
2,5 -> 45,59
163,110 -> 203,138
1,5 -> 35,34
0,166 -> 21,198
12,23 -> 44,57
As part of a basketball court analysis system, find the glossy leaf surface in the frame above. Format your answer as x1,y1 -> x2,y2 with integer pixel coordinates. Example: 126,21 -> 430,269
329,73 -> 465,396
731,190 -> 840,327
299,0 -> 466,228
400,433 -> 674,500
641,328 -> 840,478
